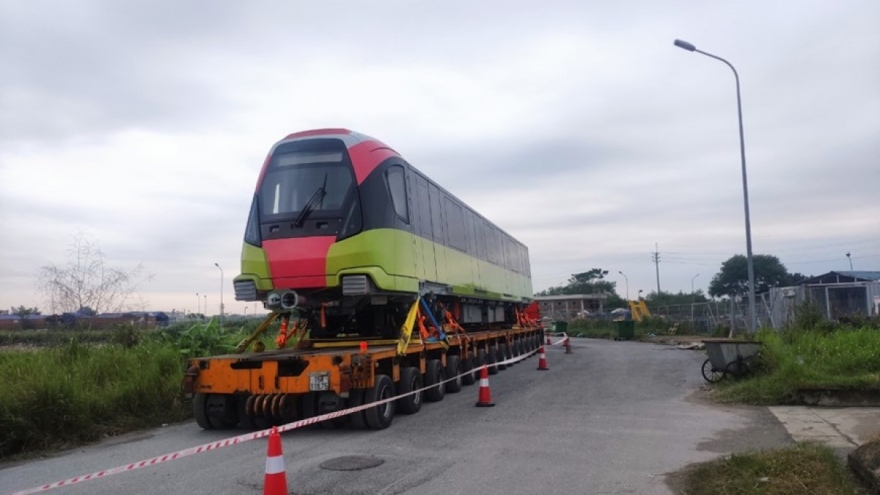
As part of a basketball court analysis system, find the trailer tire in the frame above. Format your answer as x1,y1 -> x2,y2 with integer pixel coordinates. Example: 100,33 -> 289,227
486,346 -> 498,375
475,349 -> 487,380
194,393 -> 214,430
198,393 -> 237,430
445,356 -> 463,393
396,366 -> 423,414
364,375 -> 395,430
497,344 -> 508,371
348,389 -> 368,429
425,359 -> 446,402
461,357 -> 476,386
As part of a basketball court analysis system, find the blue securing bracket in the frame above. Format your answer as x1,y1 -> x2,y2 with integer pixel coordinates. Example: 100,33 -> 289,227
419,297 -> 447,342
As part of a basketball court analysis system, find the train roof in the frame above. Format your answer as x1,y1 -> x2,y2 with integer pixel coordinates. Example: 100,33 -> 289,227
265,129 -> 528,250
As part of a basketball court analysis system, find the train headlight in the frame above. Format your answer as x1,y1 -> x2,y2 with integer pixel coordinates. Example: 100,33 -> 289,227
266,292 -> 282,309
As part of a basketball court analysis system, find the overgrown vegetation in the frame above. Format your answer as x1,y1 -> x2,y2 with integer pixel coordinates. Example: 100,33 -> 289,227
564,316 -> 726,340
0,319 -> 266,460
676,443 -> 860,495
714,328 -> 880,404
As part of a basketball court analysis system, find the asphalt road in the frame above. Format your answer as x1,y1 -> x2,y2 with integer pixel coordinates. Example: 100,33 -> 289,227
1,338 -> 793,495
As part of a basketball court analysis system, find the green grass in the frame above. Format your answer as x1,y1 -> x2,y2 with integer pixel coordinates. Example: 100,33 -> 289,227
0,339 -> 188,458
0,329 -> 121,348
713,327 -> 880,404
0,319 -> 259,460
677,443 -> 861,495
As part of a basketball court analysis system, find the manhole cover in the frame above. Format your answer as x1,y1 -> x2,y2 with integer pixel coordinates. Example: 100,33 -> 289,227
320,455 -> 385,471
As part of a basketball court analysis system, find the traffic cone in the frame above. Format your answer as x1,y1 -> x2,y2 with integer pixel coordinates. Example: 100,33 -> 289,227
264,427 -> 288,495
475,365 -> 495,407
537,346 -> 549,371
565,337 -> 573,354
546,334 -> 551,345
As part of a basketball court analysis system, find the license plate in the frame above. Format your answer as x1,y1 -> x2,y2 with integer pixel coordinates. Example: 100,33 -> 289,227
309,372 -> 330,391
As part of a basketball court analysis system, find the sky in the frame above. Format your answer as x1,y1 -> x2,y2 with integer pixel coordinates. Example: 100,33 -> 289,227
1,1 -> 878,317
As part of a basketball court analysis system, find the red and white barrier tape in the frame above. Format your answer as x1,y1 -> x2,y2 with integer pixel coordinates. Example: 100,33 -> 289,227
546,332 -> 569,346
9,344 -> 541,495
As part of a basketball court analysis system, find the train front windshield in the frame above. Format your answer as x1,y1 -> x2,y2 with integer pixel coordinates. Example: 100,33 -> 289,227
259,150 -> 354,219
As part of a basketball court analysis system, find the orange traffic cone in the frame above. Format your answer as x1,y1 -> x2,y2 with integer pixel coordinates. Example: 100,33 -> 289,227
537,346 -> 549,371
475,365 -> 495,407
264,427 -> 288,495
565,337 -> 573,354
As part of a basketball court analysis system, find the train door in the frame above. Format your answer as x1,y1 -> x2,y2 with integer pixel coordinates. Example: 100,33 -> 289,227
428,184 -> 447,283
413,173 -> 436,282
465,212 -> 483,290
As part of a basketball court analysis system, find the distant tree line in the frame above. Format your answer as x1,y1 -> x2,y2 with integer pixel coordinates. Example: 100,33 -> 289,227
534,254 -> 810,309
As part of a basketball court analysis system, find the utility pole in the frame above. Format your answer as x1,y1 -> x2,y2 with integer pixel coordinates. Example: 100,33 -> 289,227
652,243 -> 661,294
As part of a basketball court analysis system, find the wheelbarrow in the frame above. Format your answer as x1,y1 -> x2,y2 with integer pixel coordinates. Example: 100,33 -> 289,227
700,338 -> 762,383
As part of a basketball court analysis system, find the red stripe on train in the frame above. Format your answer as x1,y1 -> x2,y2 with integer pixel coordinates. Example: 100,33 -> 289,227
263,237 -> 336,288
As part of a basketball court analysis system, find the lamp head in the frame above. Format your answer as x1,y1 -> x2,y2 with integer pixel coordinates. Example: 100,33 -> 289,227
674,39 -> 696,52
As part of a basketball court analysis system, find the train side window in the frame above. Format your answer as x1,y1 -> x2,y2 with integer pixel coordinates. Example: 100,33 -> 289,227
428,184 -> 444,244
444,197 -> 466,251
386,166 -> 409,224
465,212 -> 477,256
415,176 -> 431,238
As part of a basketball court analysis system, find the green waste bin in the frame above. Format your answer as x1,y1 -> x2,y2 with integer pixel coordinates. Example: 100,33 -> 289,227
555,321 -> 568,334
617,320 -> 635,340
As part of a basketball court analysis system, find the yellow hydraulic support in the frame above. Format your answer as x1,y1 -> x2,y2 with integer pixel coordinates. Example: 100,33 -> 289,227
397,298 -> 422,355
234,312 -> 280,353
627,299 -> 652,322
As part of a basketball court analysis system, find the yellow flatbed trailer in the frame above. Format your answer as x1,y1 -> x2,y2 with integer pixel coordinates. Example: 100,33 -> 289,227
184,322 -> 544,430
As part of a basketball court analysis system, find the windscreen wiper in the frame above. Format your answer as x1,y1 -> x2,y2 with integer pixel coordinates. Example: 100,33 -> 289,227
293,173 -> 328,228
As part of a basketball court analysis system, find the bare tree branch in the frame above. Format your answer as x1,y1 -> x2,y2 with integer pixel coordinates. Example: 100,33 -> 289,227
38,232 -> 152,314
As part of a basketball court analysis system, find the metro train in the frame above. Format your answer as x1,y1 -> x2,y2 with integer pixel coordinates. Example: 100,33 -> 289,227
233,129 -> 533,338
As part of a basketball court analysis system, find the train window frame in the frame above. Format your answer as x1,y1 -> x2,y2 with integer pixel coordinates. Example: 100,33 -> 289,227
414,175 -> 431,238
428,184 -> 444,244
444,196 -> 467,252
385,165 -> 409,224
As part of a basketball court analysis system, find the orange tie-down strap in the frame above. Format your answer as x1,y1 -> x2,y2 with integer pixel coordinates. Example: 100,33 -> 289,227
444,310 -> 469,339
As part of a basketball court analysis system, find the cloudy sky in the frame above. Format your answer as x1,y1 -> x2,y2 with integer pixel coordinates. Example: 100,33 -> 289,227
2,1 -> 878,316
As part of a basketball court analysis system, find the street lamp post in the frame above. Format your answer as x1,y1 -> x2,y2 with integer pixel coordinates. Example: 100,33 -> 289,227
196,292 -> 200,315
846,252 -> 853,271
214,263 -> 224,326
204,295 -> 207,319
674,38 -> 757,333
618,271 -> 629,301
638,289 -> 644,301
691,273 -> 700,294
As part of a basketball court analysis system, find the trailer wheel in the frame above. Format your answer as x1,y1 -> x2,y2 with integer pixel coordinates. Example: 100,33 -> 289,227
396,366 -> 423,414
198,393 -> 237,430
486,346 -> 498,375
194,393 -> 214,430
348,389 -> 368,429
511,339 -> 521,359
364,375 -> 395,430
445,356 -> 463,393
475,349 -> 487,380
497,344 -> 508,371
425,359 -> 446,402
461,357 -> 476,386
